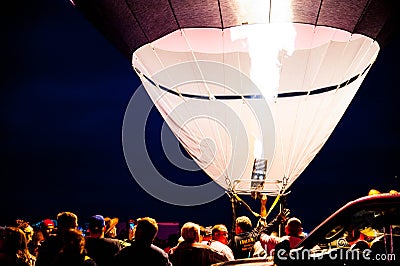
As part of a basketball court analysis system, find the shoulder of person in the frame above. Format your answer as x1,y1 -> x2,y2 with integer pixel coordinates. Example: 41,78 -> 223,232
260,233 -> 279,240
103,237 -> 126,248
83,256 -> 97,266
150,243 -> 168,253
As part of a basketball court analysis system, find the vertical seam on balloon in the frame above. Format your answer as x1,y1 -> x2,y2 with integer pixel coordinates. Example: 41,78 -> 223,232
181,30 -> 215,100
293,29 -> 335,181
220,29 -> 230,186
315,0 -> 323,26
295,29 -> 341,181
217,0 -> 224,30
231,98 -> 246,193
274,97 -> 287,195
149,43 -> 184,98
124,0 -> 150,43
353,0 -> 372,35
287,25 -> 319,181
268,0 -> 272,23
274,39 -> 287,192
167,0 -> 181,29
214,100 -> 230,191
231,46 -> 243,190
287,89 -> 304,182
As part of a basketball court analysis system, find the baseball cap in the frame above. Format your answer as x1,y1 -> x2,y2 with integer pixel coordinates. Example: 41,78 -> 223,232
42,219 -> 55,228
89,215 -> 105,232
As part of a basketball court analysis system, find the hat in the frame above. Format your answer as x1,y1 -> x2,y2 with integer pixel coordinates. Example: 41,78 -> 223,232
104,217 -> 119,235
89,215 -> 105,232
42,219 -> 55,228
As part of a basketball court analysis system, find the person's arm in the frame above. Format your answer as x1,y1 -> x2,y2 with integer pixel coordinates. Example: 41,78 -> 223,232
260,194 -> 267,219
255,208 -> 290,238
254,194 -> 268,232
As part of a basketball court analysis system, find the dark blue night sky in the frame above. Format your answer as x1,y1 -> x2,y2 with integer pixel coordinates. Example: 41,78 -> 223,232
1,1 -> 399,233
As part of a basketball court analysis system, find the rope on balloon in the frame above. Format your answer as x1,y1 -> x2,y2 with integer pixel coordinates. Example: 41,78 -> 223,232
266,176 -> 290,218
226,175 -> 291,236
225,177 -> 290,237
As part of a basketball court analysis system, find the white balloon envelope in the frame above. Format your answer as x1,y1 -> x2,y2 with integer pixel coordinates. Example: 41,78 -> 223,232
72,0 -> 398,196
132,24 -> 378,195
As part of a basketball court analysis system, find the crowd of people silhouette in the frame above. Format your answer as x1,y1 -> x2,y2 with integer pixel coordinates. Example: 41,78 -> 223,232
1,196 -> 304,266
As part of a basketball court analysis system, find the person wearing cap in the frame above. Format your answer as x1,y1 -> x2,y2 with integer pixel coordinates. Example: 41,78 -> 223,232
104,217 -> 119,239
85,215 -> 124,266
40,219 -> 55,240
36,211 -> 79,266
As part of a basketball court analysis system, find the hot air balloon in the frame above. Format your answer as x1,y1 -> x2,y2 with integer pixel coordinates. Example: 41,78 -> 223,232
70,0 -> 398,205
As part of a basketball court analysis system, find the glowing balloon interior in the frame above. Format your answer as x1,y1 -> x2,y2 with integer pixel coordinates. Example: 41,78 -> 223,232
132,25 -> 378,195
71,0 -> 398,196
